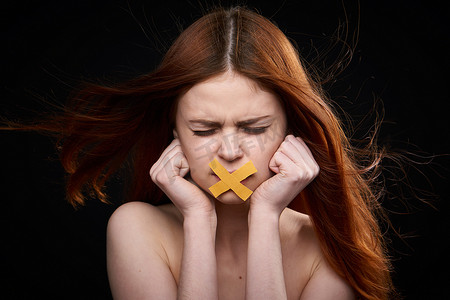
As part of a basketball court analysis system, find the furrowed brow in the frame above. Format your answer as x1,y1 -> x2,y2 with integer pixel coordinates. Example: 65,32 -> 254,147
188,119 -> 223,127
235,115 -> 272,126
188,115 -> 272,127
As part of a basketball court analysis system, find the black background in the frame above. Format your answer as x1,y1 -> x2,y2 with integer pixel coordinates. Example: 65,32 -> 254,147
1,0 -> 449,299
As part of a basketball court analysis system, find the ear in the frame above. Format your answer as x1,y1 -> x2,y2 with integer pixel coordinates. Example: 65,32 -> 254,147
173,128 -> 179,139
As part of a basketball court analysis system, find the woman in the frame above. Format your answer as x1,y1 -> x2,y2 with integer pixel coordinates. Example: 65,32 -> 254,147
104,7 -> 392,299
11,6 -> 393,299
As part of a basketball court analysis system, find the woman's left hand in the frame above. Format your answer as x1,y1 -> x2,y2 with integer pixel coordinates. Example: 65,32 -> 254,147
250,134 -> 320,215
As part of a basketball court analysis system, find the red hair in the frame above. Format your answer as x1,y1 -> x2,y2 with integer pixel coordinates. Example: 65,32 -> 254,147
6,6 -> 394,299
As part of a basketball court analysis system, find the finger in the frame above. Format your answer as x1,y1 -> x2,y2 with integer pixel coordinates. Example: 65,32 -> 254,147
159,151 -> 190,183
285,135 -> 318,169
150,143 -> 184,180
269,149 -> 297,176
292,136 -> 315,161
151,144 -> 185,178
172,151 -> 190,178
292,136 -> 320,175
150,139 -> 181,176
277,136 -> 320,178
268,154 -> 280,174
278,137 -> 310,166
269,135 -> 302,173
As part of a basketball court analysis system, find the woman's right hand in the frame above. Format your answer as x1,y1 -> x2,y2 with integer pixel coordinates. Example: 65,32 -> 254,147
150,138 -> 215,218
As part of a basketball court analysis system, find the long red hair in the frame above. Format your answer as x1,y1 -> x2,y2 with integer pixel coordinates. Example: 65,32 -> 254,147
6,6 -> 394,299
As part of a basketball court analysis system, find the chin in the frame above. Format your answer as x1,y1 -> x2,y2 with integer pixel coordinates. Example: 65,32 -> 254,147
214,190 -> 249,205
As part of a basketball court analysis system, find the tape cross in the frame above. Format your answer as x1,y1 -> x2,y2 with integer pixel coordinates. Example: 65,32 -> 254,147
208,158 -> 257,201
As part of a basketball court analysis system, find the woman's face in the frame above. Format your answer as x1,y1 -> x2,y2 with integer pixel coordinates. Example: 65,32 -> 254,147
174,71 -> 288,204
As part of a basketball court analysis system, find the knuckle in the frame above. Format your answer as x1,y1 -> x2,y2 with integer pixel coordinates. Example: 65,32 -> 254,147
275,150 -> 284,160
154,171 -> 167,185
149,165 -> 156,177
174,151 -> 184,161
315,165 -> 320,175
306,169 -> 315,180
290,169 -> 303,183
291,166 -> 317,183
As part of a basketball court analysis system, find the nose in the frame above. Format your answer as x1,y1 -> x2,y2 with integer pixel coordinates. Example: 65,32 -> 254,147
217,131 -> 243,161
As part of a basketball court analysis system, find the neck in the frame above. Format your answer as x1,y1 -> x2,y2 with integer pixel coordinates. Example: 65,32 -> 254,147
214,200 -> 249,256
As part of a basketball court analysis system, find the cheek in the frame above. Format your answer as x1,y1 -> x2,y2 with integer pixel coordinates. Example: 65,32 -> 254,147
248,132 -> 285,180
247,128 -> 284,160
180,134 -> 214,164
249,142 -> 280,181
180,138 -> 217,186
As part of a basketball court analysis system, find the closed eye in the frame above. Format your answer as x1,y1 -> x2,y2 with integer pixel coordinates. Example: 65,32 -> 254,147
243,126 -> 268,134
192,126 -> 269,136
192,129 -> 216,136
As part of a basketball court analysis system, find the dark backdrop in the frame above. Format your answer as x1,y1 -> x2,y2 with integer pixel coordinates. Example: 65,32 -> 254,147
2,1 -> 449,299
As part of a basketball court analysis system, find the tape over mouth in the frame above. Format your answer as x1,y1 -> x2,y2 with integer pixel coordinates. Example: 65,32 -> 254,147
208,158 -> 257,201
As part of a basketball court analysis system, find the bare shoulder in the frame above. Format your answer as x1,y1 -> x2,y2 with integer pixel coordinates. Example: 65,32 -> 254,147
107,201 -> 183,270
108,201 -> 182,230
106,202 -> 183,298
280,208 -> 320,254
280,208 -> 355,299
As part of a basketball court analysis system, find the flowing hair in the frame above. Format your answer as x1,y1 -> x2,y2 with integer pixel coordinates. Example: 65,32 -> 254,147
4,6 -> 395,299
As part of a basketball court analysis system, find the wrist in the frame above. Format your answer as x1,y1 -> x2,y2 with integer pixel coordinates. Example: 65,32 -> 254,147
183,211 -> 217,232
176,198 -> 216,222
248,205 -> 281,225
249,198 -> 283,216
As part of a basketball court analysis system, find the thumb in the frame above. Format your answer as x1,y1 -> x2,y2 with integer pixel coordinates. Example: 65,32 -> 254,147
268,151 -> 281,174
173,153 -> 190,178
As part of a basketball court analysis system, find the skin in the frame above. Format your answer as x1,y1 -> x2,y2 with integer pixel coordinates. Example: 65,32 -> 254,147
107,71 -> 355,299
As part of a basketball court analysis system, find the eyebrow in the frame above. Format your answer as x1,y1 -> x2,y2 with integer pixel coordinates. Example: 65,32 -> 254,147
188,115 -> 273,127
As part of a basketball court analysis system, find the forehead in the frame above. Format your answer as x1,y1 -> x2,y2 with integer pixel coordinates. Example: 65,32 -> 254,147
177,72 -> 282,119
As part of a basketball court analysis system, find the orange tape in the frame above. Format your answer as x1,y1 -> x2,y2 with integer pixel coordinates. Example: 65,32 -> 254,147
208,159 -> 257,201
